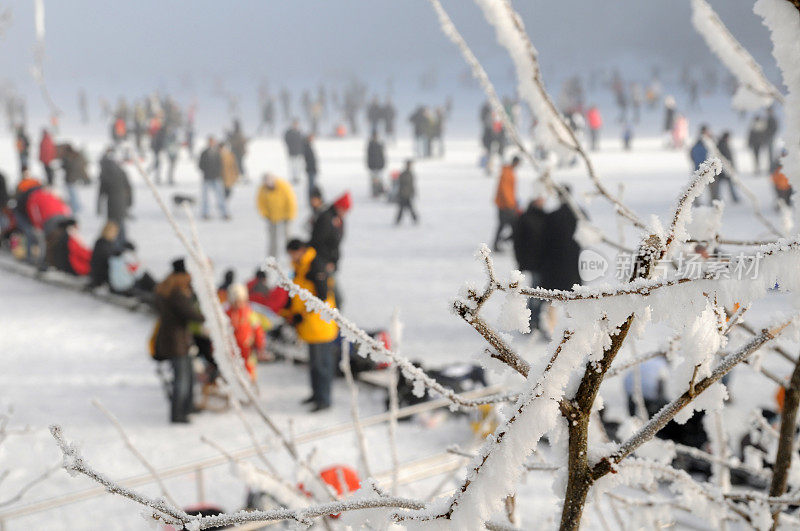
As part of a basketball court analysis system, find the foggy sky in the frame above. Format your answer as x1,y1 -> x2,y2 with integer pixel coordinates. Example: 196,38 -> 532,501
0,1 -> 780,116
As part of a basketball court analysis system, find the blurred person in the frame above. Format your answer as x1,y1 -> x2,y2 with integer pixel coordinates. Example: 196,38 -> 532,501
713,131 -> 739,204
586,105 -> 602,151
409,105 -> 428,158
219,140 -> 239,198
383,97 -> 396,141
303,134 -> 318,204
493,155 -> 520,252
540,185 -> 582,335
97,148 -> 132,241
165,126 -> 180,186
44,218 -> 92,276
284,239 -> 339,412
15,125 -> 30,176
89,220 -> 123,289
748,114 -> 768,175
154,258 -> 205,423
310,191 -> 349,272
671,113 -> 689,149
365,131 -> 386,198
256,173 -> 297,258
198,136 -> 230,220
689,124 -> 713,171
771,158 -> 792,208
13,177 -> 70,265
395,159 -> 418,225
228,119 -> 248,177
513,190 -> 547,333
283,120 -> 305,184
38,129 -> 57,186
150,119 -> 167,184
59,144 -> 90,216
226,283 -> 266,383
764,106 -> 779,166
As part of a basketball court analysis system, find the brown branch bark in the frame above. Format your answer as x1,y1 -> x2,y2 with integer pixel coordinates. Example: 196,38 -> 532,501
768,354 -> 800,529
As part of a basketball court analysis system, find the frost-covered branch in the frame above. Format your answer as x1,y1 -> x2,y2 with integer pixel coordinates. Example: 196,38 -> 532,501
265,259 -> 516,409
595,317 -> 794,476
340,340 -> 373,479
52,424 -> 425,529
0,463 -> 59,509
662,158 -> 721,258
768,350 -> 800,527
91,399 -> 178,507
755,0 -> 800,210
692,0 -> 783,110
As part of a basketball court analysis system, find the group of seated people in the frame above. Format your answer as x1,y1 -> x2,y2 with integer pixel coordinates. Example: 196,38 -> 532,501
0,175 -> 154,302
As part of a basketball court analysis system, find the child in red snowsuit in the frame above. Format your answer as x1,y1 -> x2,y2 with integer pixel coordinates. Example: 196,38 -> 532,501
226,284 -> 266,381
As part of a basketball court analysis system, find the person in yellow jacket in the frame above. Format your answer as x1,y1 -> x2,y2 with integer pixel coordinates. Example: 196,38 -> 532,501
284,239 -> 338,412
256,173 -> 298,258
220,141 -> 240,198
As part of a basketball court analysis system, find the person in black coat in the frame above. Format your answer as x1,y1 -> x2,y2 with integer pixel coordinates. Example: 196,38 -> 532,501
366,132 -> 386,198
284,120 -> 305,183
89,221 -> 119,288
303,135 -> 318,204
97,149 -> 132,241
395,159 -> 418,225
0,171 -> 8,211
713,131 -> 739,204
151,125 -> 167,184
541,190 -> 581,292
310,203 -> 344,270
765,106 -> 779,166
513,195 -> 546,331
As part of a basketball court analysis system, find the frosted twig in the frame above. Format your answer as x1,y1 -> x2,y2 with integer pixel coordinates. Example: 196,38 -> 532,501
432,0 -> 631,253
266,259 -> 515,409
52,423 -> 424,529
0,463 -> 59,508
339,340 -> 373,479
446,447 -> 559,471
691,0 -> 783,108
229,398 -> 279,476
91,399 -> 178,507
387,366 -> 400,496
133,156 -> 333,501
595,316 -> 794,475
661,158 -> 722,259
672,443 -> 770,482
50,425 -> 191,525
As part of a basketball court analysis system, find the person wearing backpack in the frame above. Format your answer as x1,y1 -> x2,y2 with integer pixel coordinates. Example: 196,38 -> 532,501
154,259 -> 205,423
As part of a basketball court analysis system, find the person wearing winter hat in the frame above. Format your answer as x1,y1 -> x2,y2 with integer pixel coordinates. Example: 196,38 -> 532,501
283,238 -> 338,412
309,191 -> 349,272
226,283 -> 266,382
154,259 -> 204,423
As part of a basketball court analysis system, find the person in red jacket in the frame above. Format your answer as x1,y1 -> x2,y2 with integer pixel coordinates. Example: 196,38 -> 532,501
14,179 -> 71,266
586,105 -> 603,151
38,129 -> 57,186
45,218 -> 92,276
226,283 -> 266,382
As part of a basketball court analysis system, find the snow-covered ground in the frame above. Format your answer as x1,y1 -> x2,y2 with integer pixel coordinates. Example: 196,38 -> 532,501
1,108 -> 796,529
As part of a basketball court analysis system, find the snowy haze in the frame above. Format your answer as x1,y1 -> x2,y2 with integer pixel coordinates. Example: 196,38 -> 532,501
0,0 -> 780,123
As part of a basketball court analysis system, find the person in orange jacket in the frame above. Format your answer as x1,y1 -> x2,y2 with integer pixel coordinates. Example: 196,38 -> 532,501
493,155 -> 520,252
226,283 -> 266,382
771,159 -> 792,208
